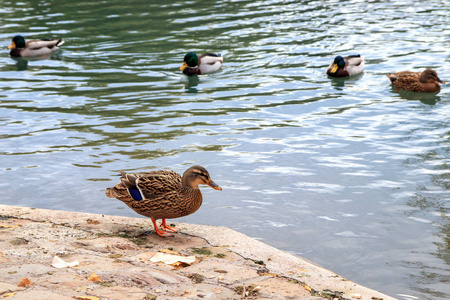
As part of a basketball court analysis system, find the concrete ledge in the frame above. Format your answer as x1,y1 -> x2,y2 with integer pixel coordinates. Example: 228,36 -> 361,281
0,205 -> 396,300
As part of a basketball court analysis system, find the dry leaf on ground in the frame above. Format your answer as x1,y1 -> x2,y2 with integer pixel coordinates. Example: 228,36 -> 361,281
86,219 -> 101,225
2,293 -> 16,297
171,261 -> 192,269
17,277 -> 32,287
88,272 -> 103,282
0,225 -> 20,228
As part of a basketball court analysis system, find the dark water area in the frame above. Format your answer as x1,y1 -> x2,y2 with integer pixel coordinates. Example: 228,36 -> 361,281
1,1 -> 449,298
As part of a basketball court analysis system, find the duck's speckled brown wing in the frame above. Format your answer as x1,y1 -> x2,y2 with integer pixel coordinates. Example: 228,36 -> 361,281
388,71 -> 419,81
134,170 -> 182,199
390,71 -> 420,91
133,170 -> 186,219
106,170 -> 181,199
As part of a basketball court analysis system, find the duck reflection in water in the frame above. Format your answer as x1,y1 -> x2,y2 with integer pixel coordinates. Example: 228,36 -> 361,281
11,57 -> 28,71
391,87 -> 441,105
184,75 -> 200,93
10,52 -> 64,71
329,72 -> 365,90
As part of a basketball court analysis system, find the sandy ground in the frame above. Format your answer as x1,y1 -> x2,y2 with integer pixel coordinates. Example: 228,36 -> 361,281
0,205 -> 396,300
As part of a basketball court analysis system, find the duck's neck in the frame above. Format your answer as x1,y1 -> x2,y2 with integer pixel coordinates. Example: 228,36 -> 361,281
183,67 -> 201,76
181,186 -> 203,216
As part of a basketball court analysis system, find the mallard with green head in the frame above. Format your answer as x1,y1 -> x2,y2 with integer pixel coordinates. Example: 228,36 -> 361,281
387,69 -> 444,93
179,52 -> 223,76
106,165 -> 222,237
327,55 -> 365,78
8,35 -> 64,58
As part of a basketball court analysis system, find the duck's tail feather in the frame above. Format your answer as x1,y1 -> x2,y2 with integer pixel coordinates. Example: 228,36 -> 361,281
56,39 -> 65,47
386,73 -> 397,83
120,172 -> 139,188
105,187 -> 116,198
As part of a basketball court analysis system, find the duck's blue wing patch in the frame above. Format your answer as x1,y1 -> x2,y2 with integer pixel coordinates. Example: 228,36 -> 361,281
128,188 -> 143,201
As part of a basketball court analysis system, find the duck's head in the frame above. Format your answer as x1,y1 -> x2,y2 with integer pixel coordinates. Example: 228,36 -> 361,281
182,165 -> 222,190
179,52 -> 198,71
420,69 -> 444,84
8,35 -> 26,49
330,55 -> 346,73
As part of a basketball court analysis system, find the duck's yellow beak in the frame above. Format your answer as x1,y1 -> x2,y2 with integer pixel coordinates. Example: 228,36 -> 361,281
179,62 -> 188,71
207,179 -> 222,191
330,64 -> 338,73
8,42 -> 15,49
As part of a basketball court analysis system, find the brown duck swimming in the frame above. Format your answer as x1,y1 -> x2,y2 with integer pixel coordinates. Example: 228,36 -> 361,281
387,69 -> 444,92
106,165 -> 221,237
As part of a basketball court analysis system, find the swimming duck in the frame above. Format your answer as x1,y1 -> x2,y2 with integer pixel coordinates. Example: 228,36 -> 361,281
179,52 -> 223,76
8,35 -> 64,57
327,55 -> 365,78
387,69 -> 444,92
106,165 -> 222,237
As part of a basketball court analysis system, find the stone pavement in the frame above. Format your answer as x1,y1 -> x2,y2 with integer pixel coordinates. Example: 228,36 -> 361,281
0,205 -> 396,300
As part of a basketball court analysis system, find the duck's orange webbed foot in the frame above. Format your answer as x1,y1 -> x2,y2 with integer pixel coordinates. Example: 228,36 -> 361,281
151,218 -> 174,237
161,219 -> 180,233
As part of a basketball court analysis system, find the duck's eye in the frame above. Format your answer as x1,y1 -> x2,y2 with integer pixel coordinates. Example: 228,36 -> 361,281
195,172 -> 209,182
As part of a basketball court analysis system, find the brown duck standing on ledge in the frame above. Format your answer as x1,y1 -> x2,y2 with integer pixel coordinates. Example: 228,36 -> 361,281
387,69 -> 444,92
106,165 -> 222,237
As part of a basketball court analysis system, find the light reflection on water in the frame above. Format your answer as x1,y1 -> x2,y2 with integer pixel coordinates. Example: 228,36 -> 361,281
1,0 -> 449,299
